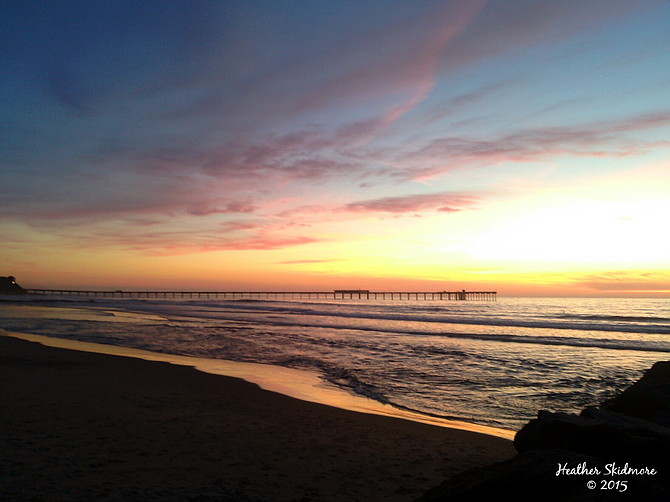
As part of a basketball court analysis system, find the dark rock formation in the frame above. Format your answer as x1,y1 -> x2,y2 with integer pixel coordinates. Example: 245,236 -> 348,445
514,407 -> 670,467
416,361 -> 670,501
0,276 -> 26,295
601,361 -> 670,428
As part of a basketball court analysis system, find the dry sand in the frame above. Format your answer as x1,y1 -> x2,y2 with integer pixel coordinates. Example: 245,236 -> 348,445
0,334 -> 515,501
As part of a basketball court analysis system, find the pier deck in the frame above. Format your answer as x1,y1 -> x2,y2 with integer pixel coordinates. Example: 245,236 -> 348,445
25,289 -> 496,301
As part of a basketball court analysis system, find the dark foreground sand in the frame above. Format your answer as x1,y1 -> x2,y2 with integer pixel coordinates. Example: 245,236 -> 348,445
0,335 -> 515,501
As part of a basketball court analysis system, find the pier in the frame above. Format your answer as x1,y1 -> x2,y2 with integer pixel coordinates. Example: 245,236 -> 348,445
25,289 -> 496,301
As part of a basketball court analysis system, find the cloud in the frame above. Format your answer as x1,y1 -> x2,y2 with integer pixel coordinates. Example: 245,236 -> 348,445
422,80 -> 512,123
437,0 -> 660,72
396,110 -> 670,179
187,200 -> 258,216
277,205 -> 331,219
341,192 -> 480,214
276,259 -> 341,265
33,217 -> 320,256
283,1 -> 486,115
2,0 -> 669,263
609,111 -> 670,133
216,235 -> 319,251
577,271 -> 670,293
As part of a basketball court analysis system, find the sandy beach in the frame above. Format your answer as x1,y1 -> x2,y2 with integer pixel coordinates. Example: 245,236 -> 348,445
0,333 -> 515,501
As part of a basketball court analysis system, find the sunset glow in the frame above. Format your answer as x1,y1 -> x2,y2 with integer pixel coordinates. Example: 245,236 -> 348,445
2,1 -> 669,296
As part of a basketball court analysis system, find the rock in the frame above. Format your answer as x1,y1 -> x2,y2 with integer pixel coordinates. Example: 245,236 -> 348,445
601,361 -> 670,428
514,407 -> 670,468
415,361 -> 670,501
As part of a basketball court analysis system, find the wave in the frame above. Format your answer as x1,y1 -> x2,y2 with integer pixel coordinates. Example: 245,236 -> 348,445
56,298 -> 670,352
25,296 -> 670,335
275,355 -> 391,404
269,354 -> 513,428
233,317 -> 670,353
8,298 -> 669,353
559,313 -> 670,324
160,300 -> 670,335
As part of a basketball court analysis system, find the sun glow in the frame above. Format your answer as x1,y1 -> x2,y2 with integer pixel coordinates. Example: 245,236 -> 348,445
468,197 -> 670,264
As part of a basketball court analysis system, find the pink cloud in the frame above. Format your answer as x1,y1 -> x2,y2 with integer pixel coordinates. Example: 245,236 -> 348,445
26,213 -> 318,256
92,230 -> 318,256
395,110 -> 670,180
276,259 -> 341,265
609,111 -> 670,133
187,200 -> 258,216
341,192 -> 479,214
215,235 -> 318,251
277,205 -> 331,219
576,271 -> 670,293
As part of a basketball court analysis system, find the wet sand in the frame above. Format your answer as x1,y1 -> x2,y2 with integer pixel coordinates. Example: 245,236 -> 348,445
0,334 -> 515,501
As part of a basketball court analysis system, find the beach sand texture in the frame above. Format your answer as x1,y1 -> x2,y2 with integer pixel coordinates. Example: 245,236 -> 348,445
0,335 -> 515,501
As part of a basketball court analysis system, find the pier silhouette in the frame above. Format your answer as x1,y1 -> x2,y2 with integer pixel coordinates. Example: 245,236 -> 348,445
24,288 -> 496,301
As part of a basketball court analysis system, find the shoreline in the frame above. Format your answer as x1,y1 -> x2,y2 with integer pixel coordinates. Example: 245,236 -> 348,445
1,329 -> 515,440
0,330 -> 516,501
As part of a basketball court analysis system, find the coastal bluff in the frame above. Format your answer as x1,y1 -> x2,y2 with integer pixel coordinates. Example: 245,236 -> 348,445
0,276 -> 25,295
416,361 -> 670,501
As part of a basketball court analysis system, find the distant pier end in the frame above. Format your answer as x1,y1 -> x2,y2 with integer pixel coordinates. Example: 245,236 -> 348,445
24,288 -> 496,301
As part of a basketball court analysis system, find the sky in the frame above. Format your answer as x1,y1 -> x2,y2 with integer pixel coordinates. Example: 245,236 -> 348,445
1,0 -> 670,296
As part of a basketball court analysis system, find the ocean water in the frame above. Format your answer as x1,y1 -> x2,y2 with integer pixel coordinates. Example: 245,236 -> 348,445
1,295 -> 668,431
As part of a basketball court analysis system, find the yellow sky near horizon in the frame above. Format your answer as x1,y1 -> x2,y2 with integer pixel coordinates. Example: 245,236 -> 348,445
6,161 -> 669,297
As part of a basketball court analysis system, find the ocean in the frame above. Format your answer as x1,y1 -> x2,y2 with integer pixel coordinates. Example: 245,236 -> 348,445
1,295 -> 668,431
